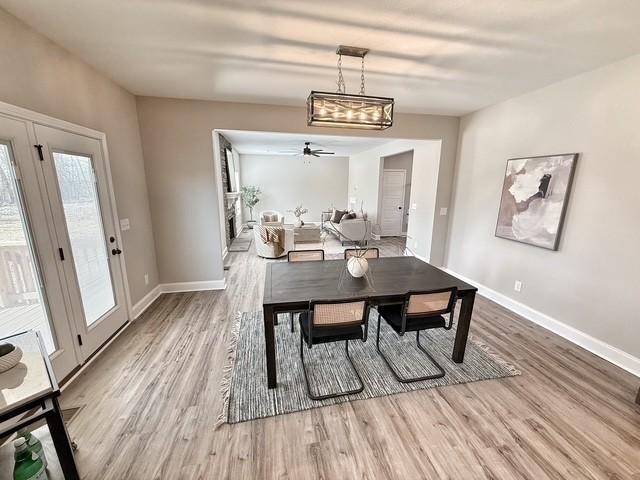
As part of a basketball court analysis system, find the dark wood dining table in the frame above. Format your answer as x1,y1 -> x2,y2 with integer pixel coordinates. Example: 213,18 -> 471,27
262,256 -> 478,389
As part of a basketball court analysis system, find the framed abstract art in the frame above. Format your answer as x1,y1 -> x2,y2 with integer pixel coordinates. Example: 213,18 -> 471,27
495,153 -> 578,250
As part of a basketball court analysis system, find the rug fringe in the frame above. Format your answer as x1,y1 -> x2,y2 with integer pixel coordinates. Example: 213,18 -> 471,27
469,334 -> 521,376
214,310 -> 243,429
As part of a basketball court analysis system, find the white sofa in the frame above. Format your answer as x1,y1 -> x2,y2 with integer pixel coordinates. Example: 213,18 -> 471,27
322,211 -> 372,245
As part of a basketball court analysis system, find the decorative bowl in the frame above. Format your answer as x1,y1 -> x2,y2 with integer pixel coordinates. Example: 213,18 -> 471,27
0,344 -> 23,373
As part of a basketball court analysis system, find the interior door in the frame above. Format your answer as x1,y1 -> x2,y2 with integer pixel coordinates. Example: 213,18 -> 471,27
380,169 -> 406,236
34,125 -> 127,358
0,115 -> 78,379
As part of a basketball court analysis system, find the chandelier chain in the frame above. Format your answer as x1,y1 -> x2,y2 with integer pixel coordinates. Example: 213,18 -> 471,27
360,56 -> 366,95
336,54 -> 346,94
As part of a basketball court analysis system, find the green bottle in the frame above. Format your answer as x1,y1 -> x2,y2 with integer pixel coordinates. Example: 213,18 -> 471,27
18,430 -> 47,469
13,438 -> 48,480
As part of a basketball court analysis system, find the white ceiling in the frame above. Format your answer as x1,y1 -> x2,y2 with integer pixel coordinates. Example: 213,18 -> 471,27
3,0 -> 640,115
218,130 -> 393,156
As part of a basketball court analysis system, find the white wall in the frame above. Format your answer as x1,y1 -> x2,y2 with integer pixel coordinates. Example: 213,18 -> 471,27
348,140 -> 442,262
239,154 -> 348,224
446,53 -> 640,364
0,9 -> 158,306
383,151 -> 413,232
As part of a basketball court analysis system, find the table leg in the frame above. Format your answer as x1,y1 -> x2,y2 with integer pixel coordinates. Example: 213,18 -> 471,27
636,387 -> 640,405
263,304 -> 277,389
452,291 -> 475,363
46,396 -> 80,480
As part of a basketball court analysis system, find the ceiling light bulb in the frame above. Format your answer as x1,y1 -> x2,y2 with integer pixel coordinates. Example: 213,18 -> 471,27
347,110 -> 353,119
332,111 -> 339,118
319,108 -> 327,115
359,112 -> 367,120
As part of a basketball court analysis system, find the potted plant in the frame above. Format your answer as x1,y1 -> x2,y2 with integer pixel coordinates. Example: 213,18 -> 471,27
241,185 -> 261,229
288,204 -> 308,228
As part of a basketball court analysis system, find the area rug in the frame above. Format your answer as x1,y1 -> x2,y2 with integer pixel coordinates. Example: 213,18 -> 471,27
218,311 -> 520,425
228,229 -> 252,252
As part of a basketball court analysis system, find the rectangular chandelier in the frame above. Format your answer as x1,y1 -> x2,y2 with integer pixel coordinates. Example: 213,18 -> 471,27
307,91 -> 394,130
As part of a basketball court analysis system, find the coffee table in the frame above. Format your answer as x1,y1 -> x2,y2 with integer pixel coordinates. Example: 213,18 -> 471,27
293,223 -> 321,243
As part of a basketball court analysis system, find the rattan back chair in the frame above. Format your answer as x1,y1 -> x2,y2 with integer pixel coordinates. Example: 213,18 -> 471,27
283,249 -> 325,332
287,249 -> 325,262
375,287 -> 457,383
299,297 -> 370,400
343,247 -> 379,259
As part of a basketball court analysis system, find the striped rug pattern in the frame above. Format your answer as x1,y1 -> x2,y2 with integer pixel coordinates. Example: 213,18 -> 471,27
219,311 -> 520,425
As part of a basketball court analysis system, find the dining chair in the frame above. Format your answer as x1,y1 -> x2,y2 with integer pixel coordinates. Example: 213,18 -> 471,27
299,298 -> 370,400
344,247 -> 379,259
375,287 -> 457,383
286,249 -> 325,332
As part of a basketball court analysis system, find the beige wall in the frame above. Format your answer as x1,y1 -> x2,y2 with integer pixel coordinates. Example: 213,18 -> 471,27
446,54 -> 640,358
0,9 -> 158,305
136,97 -> 459,283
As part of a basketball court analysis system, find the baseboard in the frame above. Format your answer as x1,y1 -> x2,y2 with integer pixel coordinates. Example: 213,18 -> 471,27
160,279 -> 227,293
131,284 -> 162,319
442,268 -> 640,377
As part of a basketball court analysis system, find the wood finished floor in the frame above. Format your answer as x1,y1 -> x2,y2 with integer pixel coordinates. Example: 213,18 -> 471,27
61,239 -> 640,479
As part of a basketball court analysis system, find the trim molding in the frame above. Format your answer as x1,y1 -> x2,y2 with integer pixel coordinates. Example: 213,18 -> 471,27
131,284 -> 162,320
443,268 -> 640,377
161,279 -> 227,293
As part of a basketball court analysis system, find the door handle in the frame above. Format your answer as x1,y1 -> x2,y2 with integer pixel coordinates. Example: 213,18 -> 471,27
111,248 -> 122,255
398,206 -> 402,210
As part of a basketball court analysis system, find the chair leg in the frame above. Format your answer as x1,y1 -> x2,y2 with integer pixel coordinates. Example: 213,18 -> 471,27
300,338 -> 364,401
290,312 -> 294,333
376,321 -> 445,383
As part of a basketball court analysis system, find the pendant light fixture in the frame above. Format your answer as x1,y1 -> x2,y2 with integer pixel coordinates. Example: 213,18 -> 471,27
307,45 -> 394,130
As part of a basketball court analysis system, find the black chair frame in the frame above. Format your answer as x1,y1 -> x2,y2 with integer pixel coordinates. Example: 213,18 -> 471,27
300,297 -> 370,400
376,287 -> 457,384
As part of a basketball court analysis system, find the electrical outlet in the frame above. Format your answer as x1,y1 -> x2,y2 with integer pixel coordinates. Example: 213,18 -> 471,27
411,203 -> 417,210
514,280 -> 522,292
144,273 -> 149,286
439,207 -> 448,216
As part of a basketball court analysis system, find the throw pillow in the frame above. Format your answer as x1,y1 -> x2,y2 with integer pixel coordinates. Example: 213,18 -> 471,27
330,209 -> 347,223
263,214 -> 278,223
343,213 -> 357,220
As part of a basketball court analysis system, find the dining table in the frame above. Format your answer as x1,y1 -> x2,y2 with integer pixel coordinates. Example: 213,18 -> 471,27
262,255 -> 478,389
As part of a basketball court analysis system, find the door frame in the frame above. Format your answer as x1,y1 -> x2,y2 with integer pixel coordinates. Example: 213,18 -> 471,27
0,100 -> 133,359
380,168 -> 407,237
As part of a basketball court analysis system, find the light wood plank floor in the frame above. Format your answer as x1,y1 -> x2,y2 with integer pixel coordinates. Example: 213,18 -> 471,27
61,240 -> 640,479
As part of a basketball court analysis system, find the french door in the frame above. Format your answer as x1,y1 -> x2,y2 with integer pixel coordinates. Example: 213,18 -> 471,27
0,110 -> 128,380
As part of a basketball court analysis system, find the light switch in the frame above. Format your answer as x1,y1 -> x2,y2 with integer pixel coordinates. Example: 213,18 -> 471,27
440,207 -> 448,216
120,218 -> 130,231
411,203 -> 417,210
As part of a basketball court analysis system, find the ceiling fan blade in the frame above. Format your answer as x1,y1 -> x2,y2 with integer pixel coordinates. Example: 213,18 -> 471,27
312,153 -> 321,157
315,152 -> 335,155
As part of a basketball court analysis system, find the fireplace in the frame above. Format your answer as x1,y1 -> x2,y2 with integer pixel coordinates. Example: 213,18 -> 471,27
228,216 -> 236,240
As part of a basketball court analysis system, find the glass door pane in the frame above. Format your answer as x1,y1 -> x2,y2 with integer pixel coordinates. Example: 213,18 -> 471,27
52,152 -> 115,326
0,142 -> 56,353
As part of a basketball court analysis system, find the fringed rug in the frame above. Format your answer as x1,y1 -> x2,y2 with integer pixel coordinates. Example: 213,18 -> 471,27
218,311 -> 520,425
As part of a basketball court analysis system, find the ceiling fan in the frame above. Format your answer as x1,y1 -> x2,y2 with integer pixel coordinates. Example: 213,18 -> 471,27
280,141 -> 335,157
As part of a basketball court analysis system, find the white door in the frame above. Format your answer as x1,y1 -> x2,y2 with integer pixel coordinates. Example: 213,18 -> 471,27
0,115 -> 78,379
34,125 -> 128,359
380,169 -> 406,236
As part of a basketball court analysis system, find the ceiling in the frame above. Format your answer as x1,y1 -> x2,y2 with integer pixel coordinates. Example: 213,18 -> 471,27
3,0 -> 640,115
218,130 -> 393,156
